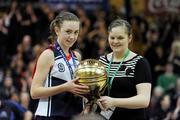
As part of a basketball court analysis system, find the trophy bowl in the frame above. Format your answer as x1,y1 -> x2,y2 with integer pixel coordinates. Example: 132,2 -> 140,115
74,59 -> 107,112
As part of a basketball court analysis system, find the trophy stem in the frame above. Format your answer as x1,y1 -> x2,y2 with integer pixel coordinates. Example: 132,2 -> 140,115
83,99 -> 98,114
83,87 -> 100,114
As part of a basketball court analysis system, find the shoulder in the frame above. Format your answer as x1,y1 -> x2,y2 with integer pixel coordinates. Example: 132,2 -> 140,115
133,54 -> 152,84
99,53 -> 109,62
37,49 -> 54,66
126,51 -> 138,60
100,52 -> 112,61
136,56 -> 150,65
129,51 -> 137,57
40,49 -> 54,60
128,51 -> 147,62
134,55 -> 151,73
127,51 -> 150,69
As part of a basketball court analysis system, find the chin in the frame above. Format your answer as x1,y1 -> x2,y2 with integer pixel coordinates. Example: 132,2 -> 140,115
65,43 -> 73,47
67,42 -> 76,47
112,48 -> 121,52
112,46 -> 125,52
113,50 -> 121,53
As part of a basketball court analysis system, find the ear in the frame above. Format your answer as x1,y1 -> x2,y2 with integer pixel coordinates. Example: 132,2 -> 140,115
128,34 -> 132,44
54,26 -> 60,36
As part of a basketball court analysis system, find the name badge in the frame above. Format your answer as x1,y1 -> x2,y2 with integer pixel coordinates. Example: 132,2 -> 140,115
100,107 -> 115,120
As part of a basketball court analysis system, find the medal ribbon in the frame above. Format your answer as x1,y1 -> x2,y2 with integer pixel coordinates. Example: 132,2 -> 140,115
55,41 -> 76,79
107,49 -> 130,96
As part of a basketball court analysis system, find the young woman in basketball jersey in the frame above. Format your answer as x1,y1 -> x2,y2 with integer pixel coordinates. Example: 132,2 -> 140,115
30,12 -> 89,120
98,19 -> 152,120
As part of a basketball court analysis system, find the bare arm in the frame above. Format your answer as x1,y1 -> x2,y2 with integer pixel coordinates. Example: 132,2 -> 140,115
31,49 -> 64,99
98,83 -> 151,110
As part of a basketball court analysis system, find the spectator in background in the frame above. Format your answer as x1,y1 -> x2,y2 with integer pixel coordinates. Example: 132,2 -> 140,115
21,35 -> 33,65
157,62 -> 178,92
168,36 -> 180,76
153,46 -> 167,78
75,5 -> 90,39
96,36 -> 109,57
36,3 -> 55,41
10,44 -> 25,92
82,19 -> 108,59
0,16 -> 8,69
2,100 -> 32,120
167,78 -> 180,110
1,76 -> 17,99
0,87 -> 32,120
152,94 -> 172,120
144,27 -> 161,88
20,2 -> 37,41
0,100 -> 14,120
5,1 -> 22,55
149,86 -> 164,118
171,96 -> 180,120
20,92 -> 30,109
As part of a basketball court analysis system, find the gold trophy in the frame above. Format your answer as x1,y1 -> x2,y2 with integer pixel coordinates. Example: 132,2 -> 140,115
74,59 -> 107,113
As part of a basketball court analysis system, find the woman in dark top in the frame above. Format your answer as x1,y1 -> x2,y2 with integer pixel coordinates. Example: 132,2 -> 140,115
98,18 -> 152,120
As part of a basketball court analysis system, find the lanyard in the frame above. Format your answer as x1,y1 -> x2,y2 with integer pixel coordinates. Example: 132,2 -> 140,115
107,49 -> 130,96
55,41 -> 76,79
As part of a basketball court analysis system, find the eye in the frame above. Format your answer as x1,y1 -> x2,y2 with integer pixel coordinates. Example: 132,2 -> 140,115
74,31 -> 79,35
110,36 -> 115,40
117,36 -> 124,40
66,30 -> 72,34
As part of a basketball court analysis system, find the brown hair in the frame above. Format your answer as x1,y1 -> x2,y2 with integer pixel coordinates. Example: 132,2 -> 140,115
108,18 -> 132,36
49,11 -> 80,43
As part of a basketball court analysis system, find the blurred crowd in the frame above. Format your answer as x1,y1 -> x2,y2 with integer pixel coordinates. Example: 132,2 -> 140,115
0,1 -> 180,120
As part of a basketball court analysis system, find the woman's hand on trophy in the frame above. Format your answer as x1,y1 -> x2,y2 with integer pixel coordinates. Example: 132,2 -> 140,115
97,96 -> 114,111
97,100 -> 106,111
64,78 -> 90,96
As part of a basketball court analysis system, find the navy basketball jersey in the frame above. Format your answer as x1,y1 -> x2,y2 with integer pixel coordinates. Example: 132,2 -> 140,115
35,43 -> 83,117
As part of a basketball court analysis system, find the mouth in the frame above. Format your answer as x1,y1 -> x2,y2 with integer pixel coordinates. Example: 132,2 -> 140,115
66,39 -> 76,46
111,45 -> 122,47
67,39 -> 75,43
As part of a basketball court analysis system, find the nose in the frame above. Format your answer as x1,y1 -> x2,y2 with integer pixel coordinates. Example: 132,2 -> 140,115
69,33 -> 76,40
113,38 -> 119,43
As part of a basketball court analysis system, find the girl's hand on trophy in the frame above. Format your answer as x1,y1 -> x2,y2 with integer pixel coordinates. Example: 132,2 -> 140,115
97,96 -> 114,111
64,78 -> 90,95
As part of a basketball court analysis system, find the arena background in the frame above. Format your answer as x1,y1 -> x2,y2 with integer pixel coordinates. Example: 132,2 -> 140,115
0,0 -> 179,119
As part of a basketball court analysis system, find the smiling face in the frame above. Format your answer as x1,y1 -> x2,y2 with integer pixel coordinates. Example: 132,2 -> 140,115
108,26 -> 131,53
56,20 -> 80,48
